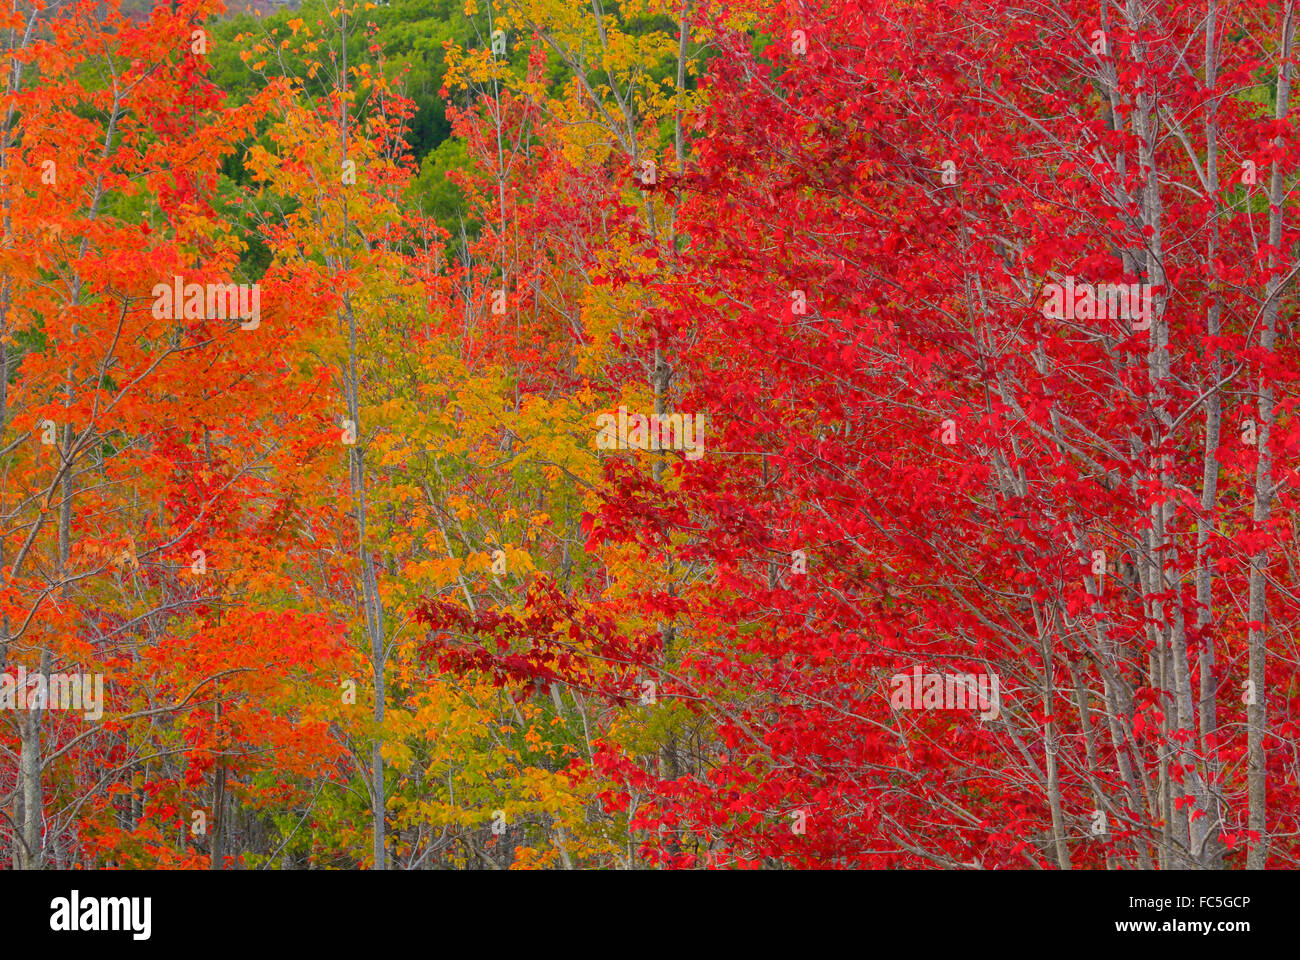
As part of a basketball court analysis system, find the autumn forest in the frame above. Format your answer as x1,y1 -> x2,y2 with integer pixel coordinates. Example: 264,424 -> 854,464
1,0 -> 1298,874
